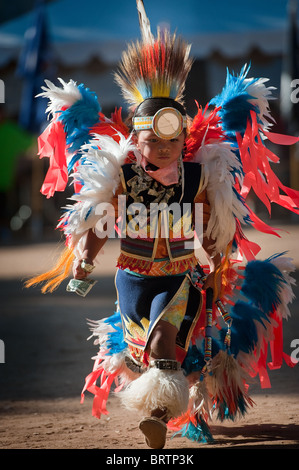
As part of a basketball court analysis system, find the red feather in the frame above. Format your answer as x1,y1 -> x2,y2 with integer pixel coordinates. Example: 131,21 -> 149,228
91,108 -> 129,140
185,103 -> 225,160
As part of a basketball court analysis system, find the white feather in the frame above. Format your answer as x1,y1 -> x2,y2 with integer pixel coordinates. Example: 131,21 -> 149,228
87,349 -> 141,391
36,78 -> 82,119
245,77 -> 276,132
86,317 -> 121,346
136,0 -> 154,44
194,142 -> 249,254
270,255 -> 296,319
86,317 -> 141,386
235,313 -> 277,379
119,367 -> 189,419
188,380 -> 213,419
205,350 -> 251,415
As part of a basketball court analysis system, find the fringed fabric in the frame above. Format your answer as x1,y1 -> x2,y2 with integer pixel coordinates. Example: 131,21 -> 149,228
116,252 -> 198,276
38,119 -> 69,198
236,111 -> 299,217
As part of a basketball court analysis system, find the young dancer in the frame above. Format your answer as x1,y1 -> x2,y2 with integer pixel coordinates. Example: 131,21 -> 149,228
27,0 -> 298,448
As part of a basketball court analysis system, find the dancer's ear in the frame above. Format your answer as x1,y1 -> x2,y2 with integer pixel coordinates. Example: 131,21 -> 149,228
132,130 -> 140,149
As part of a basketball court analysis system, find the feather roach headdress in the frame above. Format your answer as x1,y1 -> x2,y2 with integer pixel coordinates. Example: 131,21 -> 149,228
114,0 -> 193,110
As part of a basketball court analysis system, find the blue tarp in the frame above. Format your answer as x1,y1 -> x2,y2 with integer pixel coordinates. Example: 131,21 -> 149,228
0,0 -> 296,65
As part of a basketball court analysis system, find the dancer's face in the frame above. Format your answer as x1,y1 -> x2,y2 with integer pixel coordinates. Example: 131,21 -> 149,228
136,130 -> 185,168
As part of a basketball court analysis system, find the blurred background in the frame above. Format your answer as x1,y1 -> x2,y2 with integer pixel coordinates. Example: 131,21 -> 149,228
0,0 -> 299,244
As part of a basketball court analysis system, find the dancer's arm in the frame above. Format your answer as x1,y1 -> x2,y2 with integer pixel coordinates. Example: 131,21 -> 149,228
201,234 -> 222,297
73,229 -> 108,279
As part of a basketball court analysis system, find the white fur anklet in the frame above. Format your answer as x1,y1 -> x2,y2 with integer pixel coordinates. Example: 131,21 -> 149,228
119,365 -> 189,419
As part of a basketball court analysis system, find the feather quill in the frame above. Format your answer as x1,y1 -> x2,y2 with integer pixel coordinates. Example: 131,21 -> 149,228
136,0 -> 153,44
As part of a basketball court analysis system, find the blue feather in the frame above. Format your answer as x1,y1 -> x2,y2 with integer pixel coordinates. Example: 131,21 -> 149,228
210,64 -> 259,136
58,83 -> 101,165
103,310 -> 122,327
221,300 -> 270,356
182,344 -> 205,375
266,251 -> 288,262
217,257 -> 286,358
215,393 -> 250,421
241,259 -> 286,313
172,416 -> 214,443
67,153 -> 83,173
104,311 -> 127,355
183,339 -> 221,375
84,206 -> 93,221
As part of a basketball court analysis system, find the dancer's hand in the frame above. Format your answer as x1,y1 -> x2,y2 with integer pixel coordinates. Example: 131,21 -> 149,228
203,269 -> 222,299
73,258 -> 94,280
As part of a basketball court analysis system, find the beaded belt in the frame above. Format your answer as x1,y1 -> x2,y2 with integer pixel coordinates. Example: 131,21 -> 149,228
149,359 -> 181,370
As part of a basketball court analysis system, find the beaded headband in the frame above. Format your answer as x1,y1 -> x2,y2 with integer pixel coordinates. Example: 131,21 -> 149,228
133,107 -> 187,139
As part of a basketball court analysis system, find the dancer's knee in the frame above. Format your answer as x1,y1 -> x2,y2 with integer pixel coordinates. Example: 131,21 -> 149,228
147,320 -> 178,359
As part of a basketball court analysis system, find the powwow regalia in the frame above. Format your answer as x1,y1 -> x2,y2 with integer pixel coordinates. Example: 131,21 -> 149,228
27,0 -> 298,447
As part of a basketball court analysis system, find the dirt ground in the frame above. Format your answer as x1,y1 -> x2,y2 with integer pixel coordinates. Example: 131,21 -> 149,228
0,223 -> 299,455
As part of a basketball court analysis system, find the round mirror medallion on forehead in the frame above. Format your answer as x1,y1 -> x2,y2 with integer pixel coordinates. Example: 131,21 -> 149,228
152,108 -> 184,139
133,107 -> 187,139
